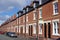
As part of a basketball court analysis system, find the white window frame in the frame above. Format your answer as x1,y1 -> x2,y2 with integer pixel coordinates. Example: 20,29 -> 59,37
39,0 -> 42,5
23,26 -> 25,33
33,23 -> 36,34
39,7 -> 42,18
53,0 -> 58,15
33,11 -> 36,20
34,3 -> 36,8
52,19 -> 59,35
26,24 -> 28,33
26,14 -> 28,22
19,13 -> 21,16
39,23 -> 42,34
19,27 -> 20,33
27,8 -> 28,12
23,10 -> 25,13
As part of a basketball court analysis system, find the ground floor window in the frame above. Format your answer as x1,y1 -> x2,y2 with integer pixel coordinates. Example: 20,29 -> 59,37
39,23 -> 42,34
19,27 -> 20,33
23,26 -> 25,33
26,25 -> 28,33
33,23 -> 36,34
16,27 -> 18,33
53,21 -> 59,35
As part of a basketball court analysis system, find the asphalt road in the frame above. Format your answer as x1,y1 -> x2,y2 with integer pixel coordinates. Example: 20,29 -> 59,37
0,34 -> 36,40
0,34 -> 19,40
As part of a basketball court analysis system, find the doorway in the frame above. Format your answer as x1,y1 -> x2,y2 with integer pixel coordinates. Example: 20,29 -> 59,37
29,25 -> 33,36
20,27 -> 23,34
48,23 -> 51,38
44,23 -> 47,38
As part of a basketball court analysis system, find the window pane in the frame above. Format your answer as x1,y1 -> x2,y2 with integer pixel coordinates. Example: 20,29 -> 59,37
33,24 -> 36,34
39,24 -> 42,34
53,21 -> 59,34
54,29 -> 56,33
54,2 -> 58,9
39,0 -> 42,5
33,12 -> 36,20
55,9 -> 58,13
40,9 -> 42,17
39,8 -> 42,18
54,2 -> 58,13
54,22 -> 56,28
34,3 -> 36,8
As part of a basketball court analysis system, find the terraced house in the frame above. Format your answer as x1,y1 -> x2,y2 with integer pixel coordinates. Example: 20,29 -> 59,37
0,0 -> 60,40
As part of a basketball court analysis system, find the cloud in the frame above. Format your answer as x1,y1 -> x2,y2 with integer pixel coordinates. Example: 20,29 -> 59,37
0,15 -> 11,25
0,20 -> 4,25
7,6 -> 14,10
0,15 -> 10,21
0,0 -> 31,25
0,0 -> 31,12
0,6 -> 14,13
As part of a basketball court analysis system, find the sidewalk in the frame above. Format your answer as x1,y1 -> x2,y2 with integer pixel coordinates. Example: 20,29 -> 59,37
18,35 -> 58,40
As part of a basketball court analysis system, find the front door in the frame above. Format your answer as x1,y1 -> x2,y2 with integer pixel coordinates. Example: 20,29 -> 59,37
29,26 -> 30,36
29,25 -> 33,36
44,23 -> 47,38
31,25 -> 33,36
48,23 -> 51,38
20,27 -> 23,34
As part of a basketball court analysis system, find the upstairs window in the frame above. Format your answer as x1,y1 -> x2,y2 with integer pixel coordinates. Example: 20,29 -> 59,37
34,3 -> 36,8
39,8 -> 42,18
33,12 -> 36,20
26,14 -> 28,22
27,8 -> 28,12
39,0 -> 42,5
33,1 -> 39,8
53,0 -> 58,15
23,10 -> 25,13
19,13 -> 21,16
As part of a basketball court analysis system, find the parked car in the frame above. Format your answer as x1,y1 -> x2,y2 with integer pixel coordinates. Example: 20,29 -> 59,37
0,31 -> 5,34
6,32 -> 17,38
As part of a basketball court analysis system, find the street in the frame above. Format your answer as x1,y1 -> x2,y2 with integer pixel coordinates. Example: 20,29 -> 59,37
0,34 -> 19,40
0,34 -> 36,40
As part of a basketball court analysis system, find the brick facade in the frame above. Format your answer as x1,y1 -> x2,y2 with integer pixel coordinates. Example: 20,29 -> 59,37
0,0 -> 60,40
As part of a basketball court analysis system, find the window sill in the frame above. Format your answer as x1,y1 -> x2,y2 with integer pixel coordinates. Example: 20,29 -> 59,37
33,19 -> 36,20
39,17 -> 42,20
40,17 -> 42,18
52,34 -> 60,36
53,13 -> 59,16
39,33 -> 42,34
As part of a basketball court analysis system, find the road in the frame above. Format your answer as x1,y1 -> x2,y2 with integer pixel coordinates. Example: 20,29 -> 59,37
0,34 -> 36,40
0,34 -> 19,40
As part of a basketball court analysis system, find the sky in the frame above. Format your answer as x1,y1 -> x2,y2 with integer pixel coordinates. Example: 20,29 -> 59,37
0,0 -> 32,25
